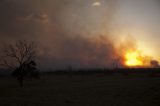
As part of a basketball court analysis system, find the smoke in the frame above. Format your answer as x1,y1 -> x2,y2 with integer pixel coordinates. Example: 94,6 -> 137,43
34,0 -> 119,69
0,0 -> 127,69
38,35 -> 118,69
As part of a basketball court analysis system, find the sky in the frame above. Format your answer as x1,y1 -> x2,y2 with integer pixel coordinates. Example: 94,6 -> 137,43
0,0 -> 160,69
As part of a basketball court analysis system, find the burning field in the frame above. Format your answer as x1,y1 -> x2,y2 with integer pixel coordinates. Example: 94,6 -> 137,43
0,0 -> 159,69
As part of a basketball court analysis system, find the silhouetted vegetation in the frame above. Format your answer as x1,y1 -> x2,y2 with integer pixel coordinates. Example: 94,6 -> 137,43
41,67 -> 160,77
0,40 -> 39,87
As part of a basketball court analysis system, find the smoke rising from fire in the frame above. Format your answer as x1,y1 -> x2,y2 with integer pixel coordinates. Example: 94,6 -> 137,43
0,0 -> 159,69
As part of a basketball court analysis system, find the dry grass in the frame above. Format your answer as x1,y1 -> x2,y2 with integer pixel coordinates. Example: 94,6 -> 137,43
0,74 -> 160,106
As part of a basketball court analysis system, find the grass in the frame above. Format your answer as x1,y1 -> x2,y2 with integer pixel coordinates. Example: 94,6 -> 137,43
0,74 -> 160,106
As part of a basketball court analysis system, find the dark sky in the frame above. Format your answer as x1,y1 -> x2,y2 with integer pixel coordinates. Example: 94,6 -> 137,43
0,0 -> 160,69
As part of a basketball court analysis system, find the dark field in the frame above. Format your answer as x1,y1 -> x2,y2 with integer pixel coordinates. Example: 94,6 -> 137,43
0,73 -> 160,106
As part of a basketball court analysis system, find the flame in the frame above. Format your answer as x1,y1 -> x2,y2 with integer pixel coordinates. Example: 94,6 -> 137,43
124,50 -> 144,67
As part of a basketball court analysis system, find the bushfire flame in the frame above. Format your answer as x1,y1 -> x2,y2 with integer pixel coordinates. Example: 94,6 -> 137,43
124,50 -> 144,67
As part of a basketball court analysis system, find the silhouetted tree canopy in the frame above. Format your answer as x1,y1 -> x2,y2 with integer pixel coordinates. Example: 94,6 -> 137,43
0,40 -> 39,87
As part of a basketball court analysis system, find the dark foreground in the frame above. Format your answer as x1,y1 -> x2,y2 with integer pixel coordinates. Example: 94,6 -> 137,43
0,74 -> 160,106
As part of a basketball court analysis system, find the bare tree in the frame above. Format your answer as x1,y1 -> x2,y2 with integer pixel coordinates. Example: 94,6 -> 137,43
0,40 -> 38,87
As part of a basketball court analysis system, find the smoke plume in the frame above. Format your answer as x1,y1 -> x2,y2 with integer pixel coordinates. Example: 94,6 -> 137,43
2,0 -> 155,69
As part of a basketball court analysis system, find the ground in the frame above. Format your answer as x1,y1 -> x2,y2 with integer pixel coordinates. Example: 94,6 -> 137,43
0,74 -> 160,106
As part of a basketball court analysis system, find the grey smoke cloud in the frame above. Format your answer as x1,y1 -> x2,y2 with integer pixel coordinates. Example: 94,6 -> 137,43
0,0 -> 122,69
38,35 -> 117,69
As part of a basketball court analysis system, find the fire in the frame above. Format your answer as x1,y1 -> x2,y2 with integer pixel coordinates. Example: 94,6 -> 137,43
124,50 -> 144,67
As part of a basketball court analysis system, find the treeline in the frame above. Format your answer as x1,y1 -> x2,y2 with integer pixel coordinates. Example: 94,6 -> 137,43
1,68 -> 160,77
41,68 -> 160,76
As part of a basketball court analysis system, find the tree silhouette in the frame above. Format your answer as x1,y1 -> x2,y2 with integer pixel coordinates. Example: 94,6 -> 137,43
0,40 -> 38,87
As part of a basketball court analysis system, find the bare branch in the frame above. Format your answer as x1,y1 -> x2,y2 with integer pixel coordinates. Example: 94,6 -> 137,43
0,58 -> 15,70
0,40 -> 37,70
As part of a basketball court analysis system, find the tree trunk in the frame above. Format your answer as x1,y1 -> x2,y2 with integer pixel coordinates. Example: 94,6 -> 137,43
18,76 -> 24,87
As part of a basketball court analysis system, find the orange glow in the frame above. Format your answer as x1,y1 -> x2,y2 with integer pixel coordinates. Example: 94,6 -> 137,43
124,50 -> 144,67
